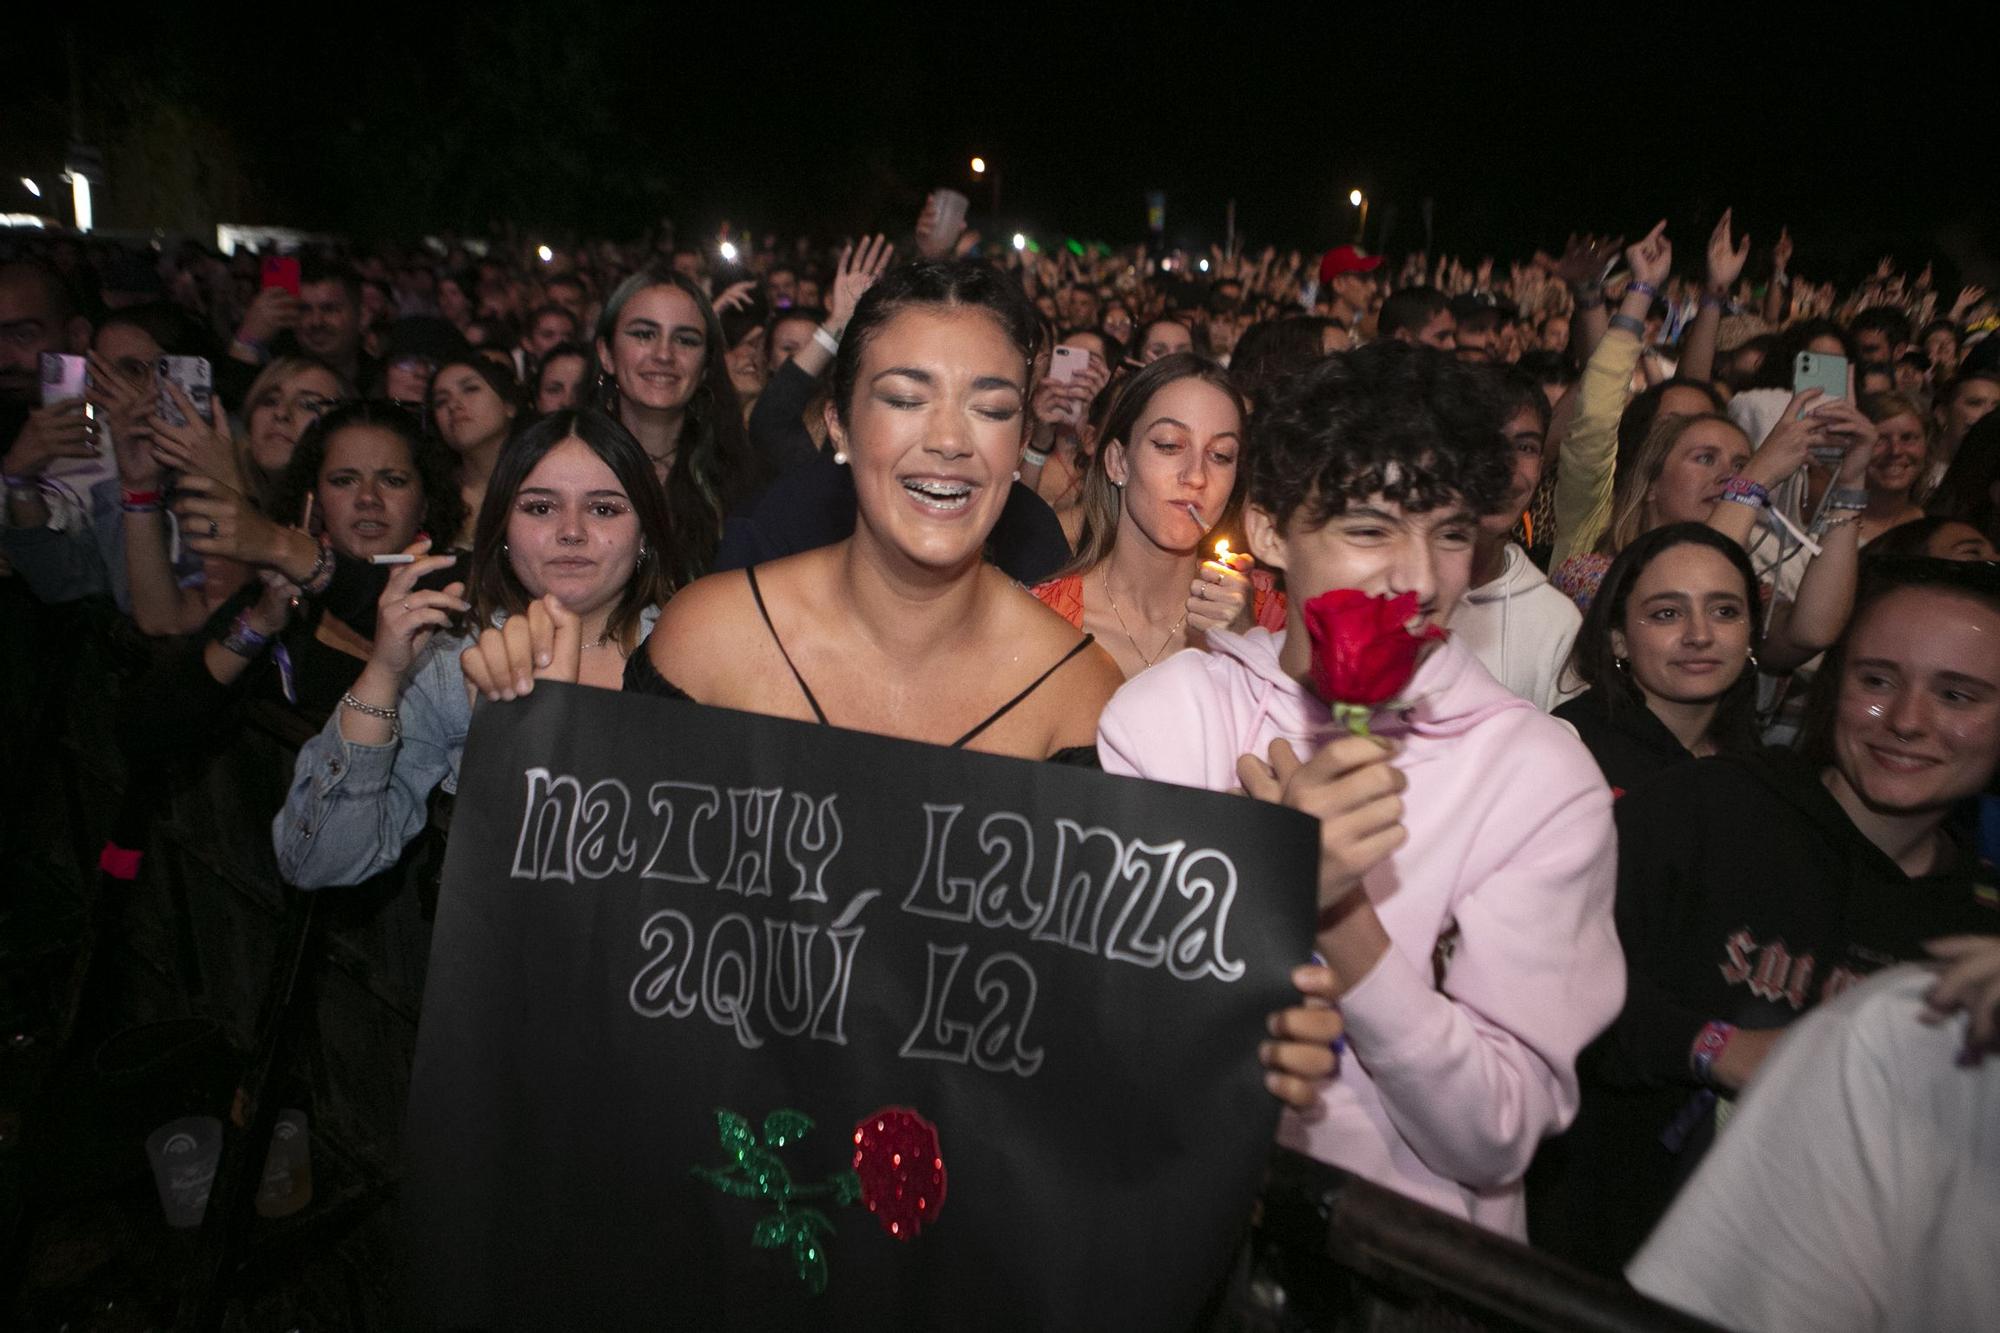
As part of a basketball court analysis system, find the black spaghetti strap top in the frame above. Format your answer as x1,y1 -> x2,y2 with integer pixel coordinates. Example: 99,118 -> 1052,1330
745,565 -> 1095,747
622,570 -> 1102,767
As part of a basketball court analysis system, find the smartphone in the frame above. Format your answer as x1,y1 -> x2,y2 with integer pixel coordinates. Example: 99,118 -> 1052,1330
1049,344 -> 1086,384
39,352 -> 89,406
1791,351 -> 1848,404
261,255 -> 301,296
157,356 -> 214,429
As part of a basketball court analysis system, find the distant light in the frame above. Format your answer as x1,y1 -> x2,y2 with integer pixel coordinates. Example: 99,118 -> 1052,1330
71,174 -> 92,234
1011,233 -> 1026,251
970,157 -> 987,175
1349,189 -> 1364,207
718,240 -> 739,263
0,214 -> 48,229
1199,259 -> 1210,272
21,177 -> 39,198
536,244 -> 553,262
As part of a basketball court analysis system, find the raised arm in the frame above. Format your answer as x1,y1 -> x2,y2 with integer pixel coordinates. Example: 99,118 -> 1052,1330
1551,222 -> 1669,567
1679,209 -> 1750,385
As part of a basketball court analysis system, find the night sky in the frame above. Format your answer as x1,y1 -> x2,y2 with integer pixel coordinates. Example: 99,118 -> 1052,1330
7,5 -> 1997,283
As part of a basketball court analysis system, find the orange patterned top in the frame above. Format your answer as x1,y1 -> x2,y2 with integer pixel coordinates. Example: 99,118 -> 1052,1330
1031,569 -> 1288,632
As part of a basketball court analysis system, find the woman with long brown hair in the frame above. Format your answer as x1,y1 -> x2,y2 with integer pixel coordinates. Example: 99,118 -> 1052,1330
1032,352 -> 1282,678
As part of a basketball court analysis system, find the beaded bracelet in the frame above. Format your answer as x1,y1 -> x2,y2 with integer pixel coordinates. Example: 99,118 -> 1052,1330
341,691 -> 400,738
1824,487 -> 1869,511
1691,1020 -> 1735,1085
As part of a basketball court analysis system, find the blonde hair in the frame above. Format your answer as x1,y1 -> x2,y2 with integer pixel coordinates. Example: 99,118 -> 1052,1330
235,356 -> 353,514
1599,411 -> 1745,557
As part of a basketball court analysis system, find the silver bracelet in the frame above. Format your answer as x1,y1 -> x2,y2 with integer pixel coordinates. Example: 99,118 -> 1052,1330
340,691 -> 400,736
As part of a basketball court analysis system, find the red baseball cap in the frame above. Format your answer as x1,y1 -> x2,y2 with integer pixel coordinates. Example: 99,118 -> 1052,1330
1318,244 -> 1383,284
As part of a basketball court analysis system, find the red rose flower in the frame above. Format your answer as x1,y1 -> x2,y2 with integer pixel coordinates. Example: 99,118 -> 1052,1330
1301,589 -> 1446,734
851,1107 -> 946,1241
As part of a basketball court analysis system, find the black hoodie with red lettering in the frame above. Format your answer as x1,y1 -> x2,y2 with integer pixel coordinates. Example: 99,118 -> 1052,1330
1526,745 -> 1997,1274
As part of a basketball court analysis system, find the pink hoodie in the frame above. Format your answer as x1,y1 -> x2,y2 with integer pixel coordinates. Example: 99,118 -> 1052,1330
1098,627 -> 1623,1238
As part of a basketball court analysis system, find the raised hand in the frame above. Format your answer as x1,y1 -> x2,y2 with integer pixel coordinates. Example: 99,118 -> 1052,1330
1950,285 -> 1987,322
1238,735 -> 1407,918
88,351 -> 163,489
1187,549 -> 1254,635
1739,389 -> 1841,492
461,593 -> 581,702
236,284 -> 302,347
1705,207 -> 1751,293
148,381 -> 244,492
828,234 -> 893,335
0,397 -> 94,480
169,472 -> 287,565
1624,220 -> 1671,289
369,539 -> 470,681
1771,226 -> 1794,275
710,280 -> 757,316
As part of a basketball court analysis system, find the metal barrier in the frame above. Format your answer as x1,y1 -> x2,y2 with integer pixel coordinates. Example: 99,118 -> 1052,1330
5,594 -> 1718,1332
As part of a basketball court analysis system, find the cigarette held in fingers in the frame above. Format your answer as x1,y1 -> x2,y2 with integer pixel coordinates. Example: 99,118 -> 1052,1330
368,553 -> 418,565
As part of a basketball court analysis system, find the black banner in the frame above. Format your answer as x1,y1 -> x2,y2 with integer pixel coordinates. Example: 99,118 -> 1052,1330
402,683 -> 1318,1331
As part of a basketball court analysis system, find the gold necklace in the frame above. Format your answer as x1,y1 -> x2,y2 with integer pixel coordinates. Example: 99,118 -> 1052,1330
1101,570 -> 1186,668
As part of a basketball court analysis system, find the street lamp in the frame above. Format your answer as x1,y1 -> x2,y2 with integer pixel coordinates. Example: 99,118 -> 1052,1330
1349,189 -> 1369,245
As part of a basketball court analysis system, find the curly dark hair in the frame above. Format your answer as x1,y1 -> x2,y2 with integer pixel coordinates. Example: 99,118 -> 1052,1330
277,401 -> 466,554
1247,340 -> 1511,530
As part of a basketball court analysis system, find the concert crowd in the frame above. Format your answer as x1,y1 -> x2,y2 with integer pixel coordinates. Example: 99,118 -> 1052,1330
3,190 -> 1998,1331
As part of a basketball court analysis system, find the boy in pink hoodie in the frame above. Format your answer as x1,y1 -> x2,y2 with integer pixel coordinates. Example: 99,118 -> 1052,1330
1098,344 -> 1624,1239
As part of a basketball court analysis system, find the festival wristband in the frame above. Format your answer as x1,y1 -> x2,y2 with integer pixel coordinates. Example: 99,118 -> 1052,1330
1720,476 -> 1769,508
298,538 -> 335,596
1021,446 -> 1051,468
219,613 -> 274,660
1608,313 -> 1646,338
1572,289 -> 1605,312
1691,1020 -> 1735,1085
812,326 -> 841,357
1700,291 -> 1727,310
3,472 -> 44,490
1627,280 -> 1659,299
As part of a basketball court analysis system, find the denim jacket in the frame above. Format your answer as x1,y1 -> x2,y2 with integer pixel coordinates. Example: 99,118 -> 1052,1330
272,606 -> 658,888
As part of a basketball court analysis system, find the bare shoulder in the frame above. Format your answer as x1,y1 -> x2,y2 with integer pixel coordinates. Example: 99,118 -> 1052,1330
645,568 -> 759,695
991,572 -> 1124,751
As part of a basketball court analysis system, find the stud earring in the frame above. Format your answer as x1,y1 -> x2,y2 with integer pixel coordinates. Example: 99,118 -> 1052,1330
1612,655 -> 1630,674
1012,468 -> 1021,481
833,450 -> 848,465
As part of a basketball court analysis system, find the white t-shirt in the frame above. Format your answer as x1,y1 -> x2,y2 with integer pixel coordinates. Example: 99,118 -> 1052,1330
1627,966 -> 2000,1333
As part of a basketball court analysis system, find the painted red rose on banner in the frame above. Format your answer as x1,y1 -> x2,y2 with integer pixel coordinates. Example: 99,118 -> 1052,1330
851,1107 -> 946,1241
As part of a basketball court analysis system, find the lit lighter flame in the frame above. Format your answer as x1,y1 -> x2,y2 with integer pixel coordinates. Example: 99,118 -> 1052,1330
1214,539 -> 1230,560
